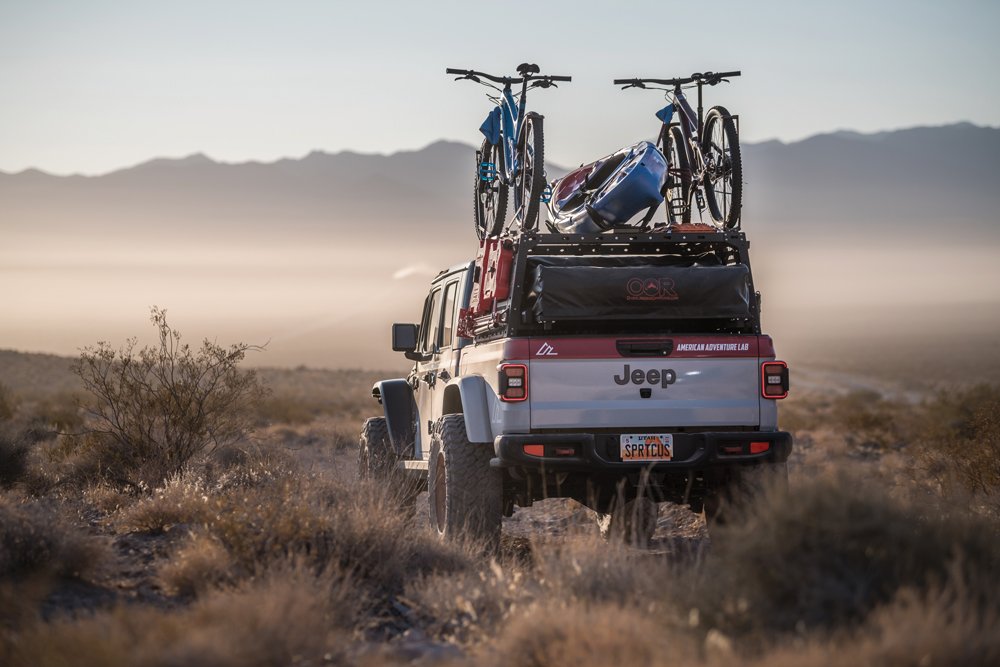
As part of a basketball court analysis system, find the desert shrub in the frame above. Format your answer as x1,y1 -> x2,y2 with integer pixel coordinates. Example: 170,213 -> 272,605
407,561 -> 531,645
828,389 -> 905,449
688,470 -> 1000,640
488,602 -> 695,667
0,430 -> 30,489
202,444 -> 297,492
912,385 -> 1000,495
158,531 -> 234,597
531,535 -> 678,607
69,307 -> 266,488
742,578 -> 1000,667
6,566 -> 351,667
80,483 -> 129,514
116,463 -> 470,602
116,475 -> 214,533
408,533 -> 693,647
0,495 -> 107,580
202,475 -> 470,595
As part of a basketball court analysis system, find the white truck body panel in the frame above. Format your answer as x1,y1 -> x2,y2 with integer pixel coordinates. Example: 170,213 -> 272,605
528,357 -> 761,429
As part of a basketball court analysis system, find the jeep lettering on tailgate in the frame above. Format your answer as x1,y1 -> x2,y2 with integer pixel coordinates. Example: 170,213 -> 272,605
613,364 -> 677,388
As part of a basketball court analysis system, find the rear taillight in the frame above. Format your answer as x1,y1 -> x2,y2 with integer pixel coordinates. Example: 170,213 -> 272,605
499,364 -> 528,402
761,361 -> 789,399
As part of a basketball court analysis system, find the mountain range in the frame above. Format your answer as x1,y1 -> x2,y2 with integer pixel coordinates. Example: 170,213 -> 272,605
3,123 -> 997,242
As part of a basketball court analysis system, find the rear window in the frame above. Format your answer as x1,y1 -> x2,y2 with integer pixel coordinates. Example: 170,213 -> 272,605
420,288 -> 442,351
440,281 -> 458,348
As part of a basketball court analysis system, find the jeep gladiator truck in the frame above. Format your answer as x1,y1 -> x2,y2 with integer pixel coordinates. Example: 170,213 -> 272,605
360,229 -> 791,544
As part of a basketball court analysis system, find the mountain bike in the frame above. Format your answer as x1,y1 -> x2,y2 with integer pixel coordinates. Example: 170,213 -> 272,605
447,63 -> 571,239
614,70 -> 742,228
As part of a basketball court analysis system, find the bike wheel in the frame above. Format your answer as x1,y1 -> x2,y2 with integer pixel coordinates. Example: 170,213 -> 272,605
474,139 -> 508,240
660,124 -> 691,224
702,106 -> 742,228
514,113 -> 545,232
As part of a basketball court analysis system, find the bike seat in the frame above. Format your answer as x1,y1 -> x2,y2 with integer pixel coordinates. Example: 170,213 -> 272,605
517,63 -> 540,76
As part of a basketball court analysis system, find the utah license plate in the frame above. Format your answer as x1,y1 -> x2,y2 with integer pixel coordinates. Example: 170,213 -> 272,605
620,434 -> 674,462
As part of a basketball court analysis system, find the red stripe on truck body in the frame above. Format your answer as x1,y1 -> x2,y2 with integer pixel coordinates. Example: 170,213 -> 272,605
524,335 -> 768,360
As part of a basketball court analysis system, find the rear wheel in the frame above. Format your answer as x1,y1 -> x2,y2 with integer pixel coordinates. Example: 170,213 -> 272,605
358,417 -> 394,480
702,106 -> 742,228
358,417 -> 419,515
660,124 -> 691,224
514,113 -> 545,232
427,415 -> 502,548
474,139 -> 508,241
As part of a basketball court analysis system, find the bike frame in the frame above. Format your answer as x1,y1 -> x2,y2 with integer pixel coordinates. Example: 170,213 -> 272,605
480,80 -> 531,185
660,86 -> 707,182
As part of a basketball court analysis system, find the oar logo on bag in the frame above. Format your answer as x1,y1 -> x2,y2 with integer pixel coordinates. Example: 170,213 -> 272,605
625,276 -> 678,302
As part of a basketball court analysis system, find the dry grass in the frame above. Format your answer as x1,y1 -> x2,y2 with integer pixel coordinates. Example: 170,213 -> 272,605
115,475 -> 214,533
255,367 -> 385,423
688,469 -> 1000,642
112,447 -> 471,607
487,602 -> 696,667
0,430 -> 30,489
4,345 -> 1000,666
158,531 -> 234,597
6,566 -> 350,667
409,468 -> 1000,665
912,384 -> 1000,495
0,382 -> 15,421
0,494 -> 109,581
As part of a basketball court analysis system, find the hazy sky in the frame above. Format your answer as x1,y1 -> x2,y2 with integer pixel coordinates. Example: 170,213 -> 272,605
1,0 -> 997,175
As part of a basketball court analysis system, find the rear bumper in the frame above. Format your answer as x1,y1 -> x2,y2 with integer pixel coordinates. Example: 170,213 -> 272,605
492,430 -> 792,472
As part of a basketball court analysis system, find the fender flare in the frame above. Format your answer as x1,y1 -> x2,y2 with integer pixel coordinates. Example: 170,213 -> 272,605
372,379 -> 416,457
441,375 -> 493,444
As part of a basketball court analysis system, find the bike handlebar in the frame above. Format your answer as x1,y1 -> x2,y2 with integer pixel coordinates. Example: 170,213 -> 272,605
614,70 -> 741,88
447,67 -> 572,85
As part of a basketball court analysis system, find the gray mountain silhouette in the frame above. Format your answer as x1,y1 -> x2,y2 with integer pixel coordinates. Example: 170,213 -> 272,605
2,125 -> 997,239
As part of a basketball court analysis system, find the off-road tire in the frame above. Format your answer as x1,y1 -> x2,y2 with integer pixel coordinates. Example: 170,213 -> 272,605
661,124 -> 691,224
514,113 -> 545,233
474,139 -> 508,241
428,414 -> 502,547
358,417 -> 419,515
358,417 -> 394,479
596,497 -> 658,547
702,106 -> 742,228
704,461 -> 787,527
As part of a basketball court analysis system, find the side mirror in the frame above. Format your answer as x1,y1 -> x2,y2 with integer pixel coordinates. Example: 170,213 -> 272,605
392,323 -> 419,353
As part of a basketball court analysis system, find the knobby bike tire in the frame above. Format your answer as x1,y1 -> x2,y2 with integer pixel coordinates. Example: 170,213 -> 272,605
474,138 -> 509,240
660,124 -> 692,224
514,113 -> 545,233
702,106 -> 742,228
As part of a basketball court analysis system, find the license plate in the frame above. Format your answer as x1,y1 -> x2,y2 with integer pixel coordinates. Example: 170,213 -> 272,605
620,434 -> 674,462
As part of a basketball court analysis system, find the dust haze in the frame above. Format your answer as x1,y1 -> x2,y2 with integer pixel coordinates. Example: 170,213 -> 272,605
3,125 -> 999,375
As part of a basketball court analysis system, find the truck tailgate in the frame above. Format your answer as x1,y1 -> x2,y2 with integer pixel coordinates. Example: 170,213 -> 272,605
527,336 -> 761,429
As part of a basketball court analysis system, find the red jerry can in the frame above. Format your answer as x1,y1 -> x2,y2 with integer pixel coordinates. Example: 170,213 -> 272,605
483,240 -> 513,302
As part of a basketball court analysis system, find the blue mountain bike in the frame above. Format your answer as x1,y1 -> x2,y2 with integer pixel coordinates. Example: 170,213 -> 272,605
615,70 -> 742,228
447,63 -> 571,239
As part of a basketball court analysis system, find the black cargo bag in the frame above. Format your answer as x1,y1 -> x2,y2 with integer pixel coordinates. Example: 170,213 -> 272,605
528,259 -> 750,321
